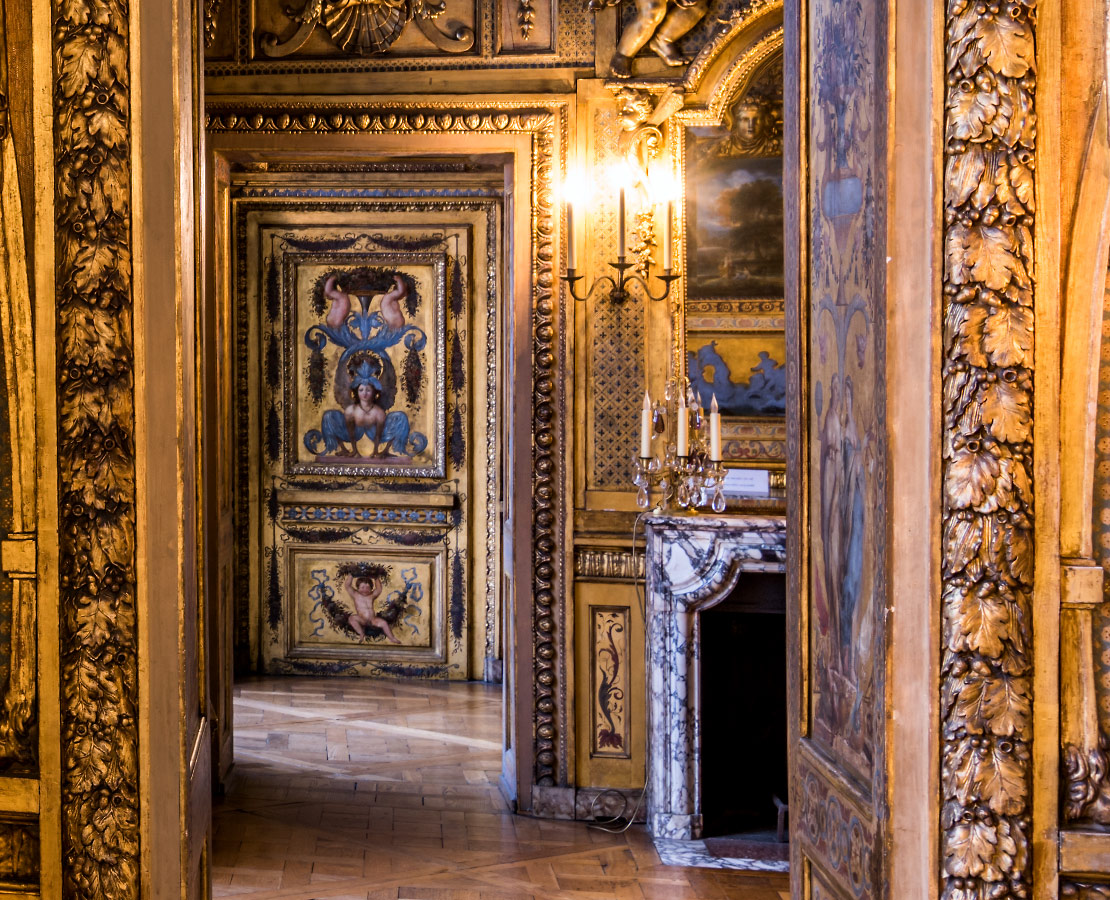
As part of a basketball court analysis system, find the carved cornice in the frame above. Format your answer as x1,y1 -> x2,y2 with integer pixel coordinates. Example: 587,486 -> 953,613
940,4 -> 1036,899
212,100 -> 568,787
53,0 -> 140,896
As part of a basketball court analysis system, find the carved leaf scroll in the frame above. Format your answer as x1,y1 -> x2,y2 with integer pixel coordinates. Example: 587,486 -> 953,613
941,1 -> 1036,898
53,0 -> 140,896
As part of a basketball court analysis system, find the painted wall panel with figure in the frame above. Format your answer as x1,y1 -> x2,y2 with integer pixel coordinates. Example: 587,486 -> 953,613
233,192 -> 501,680
793,0 -> 888,894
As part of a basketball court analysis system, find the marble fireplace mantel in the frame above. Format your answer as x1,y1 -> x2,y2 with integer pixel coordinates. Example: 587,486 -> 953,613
644,513 -> 787,840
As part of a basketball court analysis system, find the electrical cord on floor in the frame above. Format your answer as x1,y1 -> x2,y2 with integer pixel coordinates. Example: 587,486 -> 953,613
585,510 -> 652,834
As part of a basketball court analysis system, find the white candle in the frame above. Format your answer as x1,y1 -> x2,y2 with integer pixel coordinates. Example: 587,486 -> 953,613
618,187 -> 626,258
566,201 -> 576,270
640,390 -> 652,458
663,201 -> 673,270
709,394 -> 721,461
677,392 -> 689,457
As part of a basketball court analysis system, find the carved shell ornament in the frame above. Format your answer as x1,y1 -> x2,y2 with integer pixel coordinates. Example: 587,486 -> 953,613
261,0 -> 475,57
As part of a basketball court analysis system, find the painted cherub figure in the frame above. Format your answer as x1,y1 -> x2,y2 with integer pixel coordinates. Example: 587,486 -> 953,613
343,571 -> 402,644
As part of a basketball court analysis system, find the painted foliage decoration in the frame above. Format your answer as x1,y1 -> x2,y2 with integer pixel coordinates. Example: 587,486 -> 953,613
53,0 -> 140,897
941,1 -> 1036,898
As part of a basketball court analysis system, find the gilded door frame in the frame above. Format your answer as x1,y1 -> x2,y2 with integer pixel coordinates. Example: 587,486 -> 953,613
203,96 -> 572,805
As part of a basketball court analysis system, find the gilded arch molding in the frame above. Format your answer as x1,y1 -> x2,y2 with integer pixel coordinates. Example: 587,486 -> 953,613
940,3 -> 1037,898
205,97 -> 571,788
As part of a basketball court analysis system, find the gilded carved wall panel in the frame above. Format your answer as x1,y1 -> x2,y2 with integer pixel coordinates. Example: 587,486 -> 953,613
584,104 -> 648,492
208,98 -> 568,786
234,200 -> 496,680
204,0 -> 592,73
53,0 -> 140,896
940,4 -> 1037,899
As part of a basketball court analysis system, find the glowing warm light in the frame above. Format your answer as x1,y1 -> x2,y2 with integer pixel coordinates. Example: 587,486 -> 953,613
561,169 -> 589,208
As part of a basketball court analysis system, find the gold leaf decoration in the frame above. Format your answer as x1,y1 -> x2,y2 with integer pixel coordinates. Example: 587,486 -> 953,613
942,1 -> 1035,897
52,0 -> 140,896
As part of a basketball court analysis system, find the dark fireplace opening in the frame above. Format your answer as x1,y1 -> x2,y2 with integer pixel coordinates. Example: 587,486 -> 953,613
699,572 -> 788,841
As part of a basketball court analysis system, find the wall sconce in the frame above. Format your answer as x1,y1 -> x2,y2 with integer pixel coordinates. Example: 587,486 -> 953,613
560,166 -> 680,304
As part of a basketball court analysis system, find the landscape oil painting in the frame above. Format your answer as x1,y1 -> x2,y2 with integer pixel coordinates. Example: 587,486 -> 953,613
684,153 -> 784,300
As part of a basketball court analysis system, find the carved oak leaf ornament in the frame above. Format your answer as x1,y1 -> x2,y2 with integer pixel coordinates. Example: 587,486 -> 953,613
983,305 -> 1032,367
945,818 -> 999,878
980,379 -> 1031,443
948,301 -> 991,367
260,0 -> 474,57
945,440 -> 1002,510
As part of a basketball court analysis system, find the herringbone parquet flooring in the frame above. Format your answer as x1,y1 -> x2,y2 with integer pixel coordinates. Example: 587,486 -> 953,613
212,677 -> 790,900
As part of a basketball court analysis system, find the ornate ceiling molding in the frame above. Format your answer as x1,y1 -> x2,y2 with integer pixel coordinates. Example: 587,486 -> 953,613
940,3 -> 1036,899
52,0 -> 140,896
207,97 -> 569,788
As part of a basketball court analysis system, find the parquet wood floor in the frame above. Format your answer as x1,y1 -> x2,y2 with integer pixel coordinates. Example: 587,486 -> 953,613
212,676 -> 790,900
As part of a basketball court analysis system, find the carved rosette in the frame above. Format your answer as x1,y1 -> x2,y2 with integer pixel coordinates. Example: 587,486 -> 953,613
53,1 -> 140,897
941,4 -> 1036,899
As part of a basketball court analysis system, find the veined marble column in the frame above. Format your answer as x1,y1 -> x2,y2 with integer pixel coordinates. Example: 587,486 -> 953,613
644,514 -> 787,840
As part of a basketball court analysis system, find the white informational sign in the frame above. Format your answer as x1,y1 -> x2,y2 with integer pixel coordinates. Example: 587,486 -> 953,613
723,467 -> 771,496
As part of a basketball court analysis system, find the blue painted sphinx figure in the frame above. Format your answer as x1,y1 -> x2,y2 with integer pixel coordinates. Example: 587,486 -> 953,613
303,272 -> 429,461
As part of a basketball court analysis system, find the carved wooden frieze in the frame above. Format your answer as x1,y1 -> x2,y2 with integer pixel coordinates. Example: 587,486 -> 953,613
205,0 -> 589,72
260,0 -> 475,58
53,0 -> 140,896
940,2 -> 1036,899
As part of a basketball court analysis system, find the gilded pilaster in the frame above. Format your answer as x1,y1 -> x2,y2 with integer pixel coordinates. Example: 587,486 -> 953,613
52,1 -> 139,896
941,3 -> 1036,898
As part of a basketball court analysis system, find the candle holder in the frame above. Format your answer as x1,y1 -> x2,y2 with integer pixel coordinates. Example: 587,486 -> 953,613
634,377 -> 726,514
563,258 -> 680,304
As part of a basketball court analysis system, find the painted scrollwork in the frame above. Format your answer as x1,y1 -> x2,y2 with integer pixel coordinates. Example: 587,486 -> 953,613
53,0 -> 140,897
260,0 -> 475,57
941,3 -> 1036,899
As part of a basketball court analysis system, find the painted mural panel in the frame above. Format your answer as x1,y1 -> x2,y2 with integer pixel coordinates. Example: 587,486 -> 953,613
795,0 -> 888,895
233,197 -> 500,680
286,253 -> 445,477
290,547 -> 443,657
807,0 -> 887,790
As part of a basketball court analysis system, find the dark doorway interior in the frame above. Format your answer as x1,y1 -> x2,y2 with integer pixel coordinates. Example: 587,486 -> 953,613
699,572 -> 788,839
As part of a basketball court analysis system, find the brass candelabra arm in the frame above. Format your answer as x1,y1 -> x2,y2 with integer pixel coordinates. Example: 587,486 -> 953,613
562,257 -> 681,304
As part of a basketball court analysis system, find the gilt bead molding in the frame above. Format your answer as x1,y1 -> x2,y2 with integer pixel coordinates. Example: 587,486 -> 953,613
941,4 -> 1037,899
53,0 -> 140,897
207,97 -> 569,788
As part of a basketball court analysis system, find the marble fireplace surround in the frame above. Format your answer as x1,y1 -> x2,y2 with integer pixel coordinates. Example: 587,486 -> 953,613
644,514 -> 788,840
